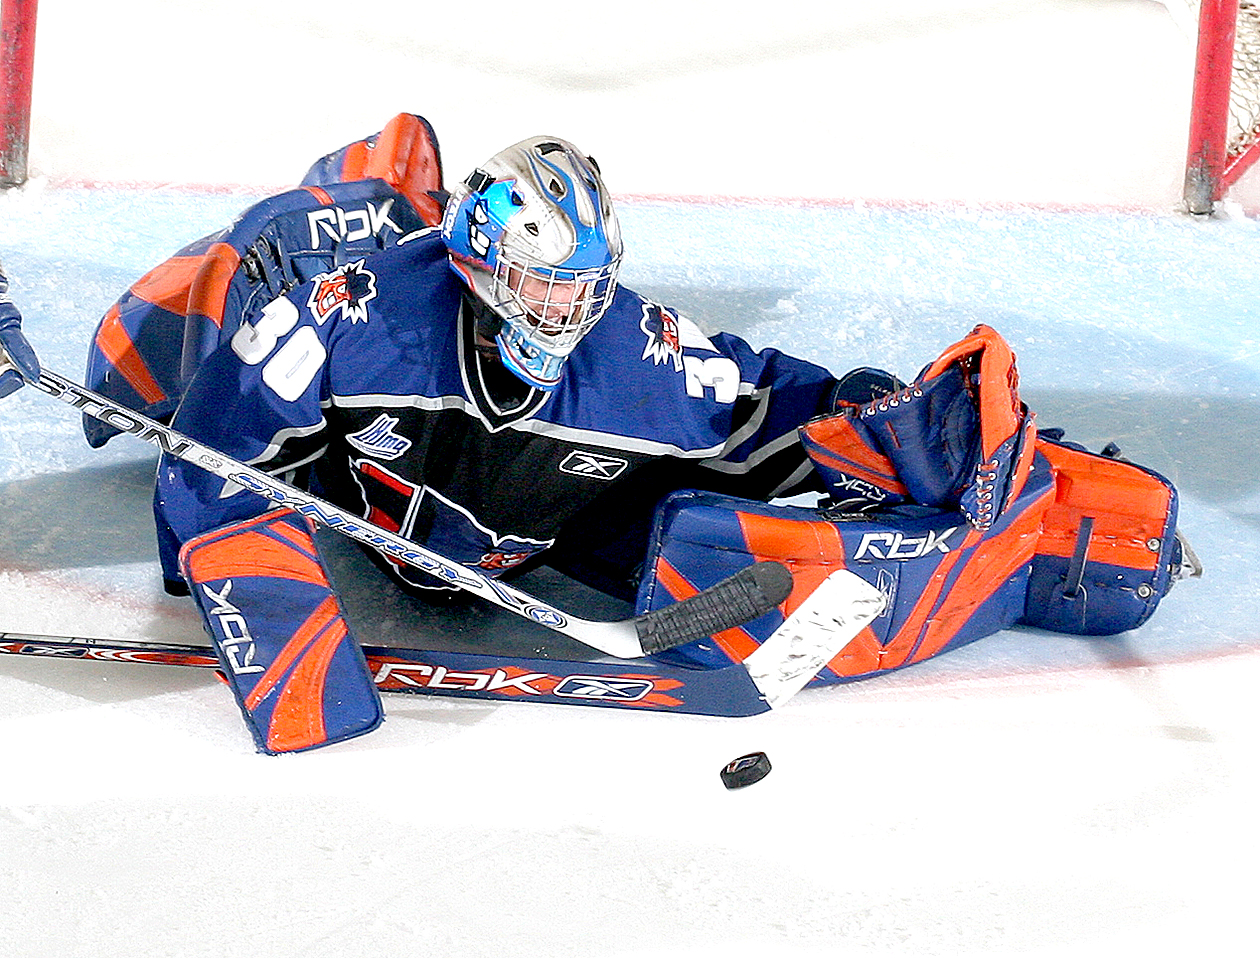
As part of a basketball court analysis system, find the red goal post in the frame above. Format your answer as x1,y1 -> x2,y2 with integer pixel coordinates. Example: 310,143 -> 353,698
1183,0 -> 1260,212
0,0 -> 38,188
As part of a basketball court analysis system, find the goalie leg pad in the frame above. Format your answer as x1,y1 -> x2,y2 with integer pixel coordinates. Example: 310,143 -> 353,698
180,509 -> 383,754
1022,435 -> 1187,636
636,455 -> 1055,685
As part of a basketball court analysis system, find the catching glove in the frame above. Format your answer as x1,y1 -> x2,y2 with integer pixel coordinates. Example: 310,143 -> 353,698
802,325 -> 1036,529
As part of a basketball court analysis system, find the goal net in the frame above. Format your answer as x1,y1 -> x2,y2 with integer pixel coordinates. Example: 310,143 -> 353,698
1178,0 -> 1260,212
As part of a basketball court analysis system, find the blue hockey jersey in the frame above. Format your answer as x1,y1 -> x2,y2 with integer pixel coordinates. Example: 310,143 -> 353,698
153,227 -> 840,598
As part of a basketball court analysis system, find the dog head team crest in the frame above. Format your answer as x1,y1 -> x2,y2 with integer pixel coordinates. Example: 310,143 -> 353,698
307,260 -> 378,325
639,302 -> 683,371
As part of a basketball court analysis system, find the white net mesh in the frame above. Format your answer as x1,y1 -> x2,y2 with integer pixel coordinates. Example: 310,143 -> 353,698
1227,2 -> 1260,161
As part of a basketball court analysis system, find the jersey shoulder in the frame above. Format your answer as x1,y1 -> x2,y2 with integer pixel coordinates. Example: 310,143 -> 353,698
551,288 -> 746,450
284,228 -> 465,399
584,286 -> 745,397
293,228 -> 458,340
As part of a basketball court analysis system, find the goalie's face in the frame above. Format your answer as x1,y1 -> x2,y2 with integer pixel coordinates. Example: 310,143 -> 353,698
486,257 -> 617,390
514,269 -> 580,328
499,262 -> 611,339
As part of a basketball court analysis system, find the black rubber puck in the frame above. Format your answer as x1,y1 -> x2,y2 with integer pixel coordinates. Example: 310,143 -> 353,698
720,751 -> 771,789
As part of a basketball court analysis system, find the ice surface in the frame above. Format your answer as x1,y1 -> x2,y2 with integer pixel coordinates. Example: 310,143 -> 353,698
1,3 -> 1258,956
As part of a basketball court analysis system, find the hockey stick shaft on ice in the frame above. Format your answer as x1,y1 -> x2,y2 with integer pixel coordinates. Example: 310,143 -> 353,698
0,560 -> 886,713
11,364 -> 792,660
0,631 -> 775,716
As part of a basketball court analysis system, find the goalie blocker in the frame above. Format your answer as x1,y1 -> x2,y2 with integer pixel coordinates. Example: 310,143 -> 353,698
181,509 -> 383,754
636,326 -> 1194,682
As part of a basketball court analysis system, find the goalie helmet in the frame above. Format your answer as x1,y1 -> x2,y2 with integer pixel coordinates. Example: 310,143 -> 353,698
441,136 -> 623,390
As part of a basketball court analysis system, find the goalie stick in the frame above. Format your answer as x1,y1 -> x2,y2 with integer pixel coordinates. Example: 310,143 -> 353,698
0,580 -> 882,716
0,630 -> 773,716
5,363 -> 795,660
2,360 -> 886,706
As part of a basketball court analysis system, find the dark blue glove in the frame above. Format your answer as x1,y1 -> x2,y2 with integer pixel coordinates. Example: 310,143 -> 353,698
0,263 -> 41,398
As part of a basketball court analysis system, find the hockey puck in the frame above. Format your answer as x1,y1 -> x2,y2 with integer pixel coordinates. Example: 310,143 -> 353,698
720,751 -> 771,789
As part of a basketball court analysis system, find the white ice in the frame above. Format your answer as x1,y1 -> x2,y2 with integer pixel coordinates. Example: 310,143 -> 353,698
1,2 -> 1258,956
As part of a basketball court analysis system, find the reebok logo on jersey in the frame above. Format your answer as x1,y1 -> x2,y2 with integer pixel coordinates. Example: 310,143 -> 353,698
306,260 -> 377,325
346,413 -> 412,460
559,451 -> 629,480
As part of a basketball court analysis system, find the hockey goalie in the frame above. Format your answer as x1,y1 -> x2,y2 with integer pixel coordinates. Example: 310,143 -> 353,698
0,113 -> 1198,753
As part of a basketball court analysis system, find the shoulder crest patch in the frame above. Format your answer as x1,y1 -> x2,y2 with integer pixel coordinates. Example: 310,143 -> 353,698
639,302 -> 683,371
307,260 -> 378,325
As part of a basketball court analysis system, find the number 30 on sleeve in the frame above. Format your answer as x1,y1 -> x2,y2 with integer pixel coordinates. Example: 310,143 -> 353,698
231,297 -> 326,402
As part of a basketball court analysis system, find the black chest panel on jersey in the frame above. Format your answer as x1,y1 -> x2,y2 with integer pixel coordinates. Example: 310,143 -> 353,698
314,306 -> 659,589
324,404 -> 651,536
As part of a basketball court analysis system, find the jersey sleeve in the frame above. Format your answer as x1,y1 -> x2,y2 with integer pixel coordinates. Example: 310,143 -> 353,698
694,328 -> 839,500
153,291 -> 333,589
592,292 -> 840,502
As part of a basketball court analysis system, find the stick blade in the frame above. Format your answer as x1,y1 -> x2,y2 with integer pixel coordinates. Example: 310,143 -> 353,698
743,570 -> 886,709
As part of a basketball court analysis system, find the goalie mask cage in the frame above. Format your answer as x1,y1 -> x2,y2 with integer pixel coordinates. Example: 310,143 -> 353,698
1183,0 -> 1260,212
0,0 -> 38,188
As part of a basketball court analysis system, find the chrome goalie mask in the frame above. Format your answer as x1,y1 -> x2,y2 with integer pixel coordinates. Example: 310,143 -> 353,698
442,136 -> 623,390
